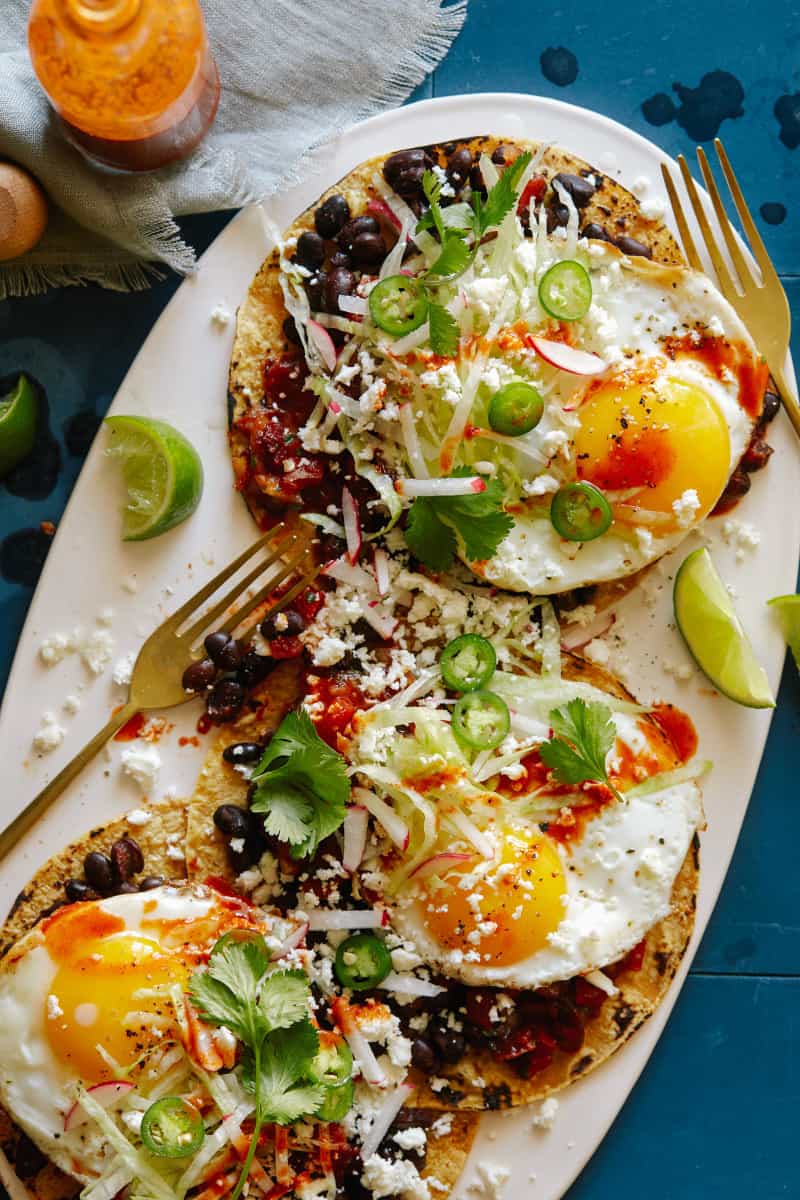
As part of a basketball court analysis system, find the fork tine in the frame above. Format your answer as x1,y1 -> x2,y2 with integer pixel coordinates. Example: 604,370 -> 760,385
676,154 -> 738,301
181,533 -> 301,645
216,544 -> 314,637
660,163 -> 703,271
714,138 -> 777,283
235,563 -> 322,645
695,146 -> 753,289
160,525 -> 291,633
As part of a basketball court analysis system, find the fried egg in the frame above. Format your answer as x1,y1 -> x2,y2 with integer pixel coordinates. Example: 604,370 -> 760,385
384,710 -> 704,989
446,243 -> 767,592
0,885 -> 265,1179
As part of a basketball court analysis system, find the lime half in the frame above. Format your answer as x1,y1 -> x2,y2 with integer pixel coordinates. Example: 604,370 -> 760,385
673,547 -> 774,708
767,594 -> 800,670
104,416 -> 204,541
0,374 -> 37,476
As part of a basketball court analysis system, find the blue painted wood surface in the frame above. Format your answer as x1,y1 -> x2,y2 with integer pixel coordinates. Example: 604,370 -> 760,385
1,1 -> 798,1193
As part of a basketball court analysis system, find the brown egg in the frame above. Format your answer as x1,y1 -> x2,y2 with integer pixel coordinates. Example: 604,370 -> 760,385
0,163 -> 48,261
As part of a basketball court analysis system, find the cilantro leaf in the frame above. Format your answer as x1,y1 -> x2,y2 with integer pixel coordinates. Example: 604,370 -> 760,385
427,302 -> 460,357
207,933 -> 270,1006
258,970 -> 312,1032
477,150 -> 532,234
241,1022 -> 324,1125
405,497 -> 456,572
428,233 -> 473,280
539,699 -> 622,800
250,711 -> 350,859
404,469 -> 513,571
422,168 -> 445,242
189,933 -> 270,1045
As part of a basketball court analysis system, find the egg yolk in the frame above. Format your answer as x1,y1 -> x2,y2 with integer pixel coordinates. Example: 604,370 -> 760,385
419,825 -> 566,966
573,375 -> 730,523
45,933 -> 186,1082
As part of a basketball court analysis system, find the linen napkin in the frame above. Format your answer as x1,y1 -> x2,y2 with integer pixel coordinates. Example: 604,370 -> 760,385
0,0 -> 466,298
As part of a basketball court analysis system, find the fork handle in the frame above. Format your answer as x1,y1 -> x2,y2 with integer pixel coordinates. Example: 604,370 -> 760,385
768,362 -> 800,441
0,699 -> 139,862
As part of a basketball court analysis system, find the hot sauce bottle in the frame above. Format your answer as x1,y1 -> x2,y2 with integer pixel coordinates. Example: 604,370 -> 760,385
28,0 -> 220,172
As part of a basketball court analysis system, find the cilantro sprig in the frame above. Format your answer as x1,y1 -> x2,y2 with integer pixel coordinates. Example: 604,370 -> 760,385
405,468 -> 513,571
412,153 -> 532,357
538,699 -> 624,802
189,935 -> 332,1200
250,711 -> 350,859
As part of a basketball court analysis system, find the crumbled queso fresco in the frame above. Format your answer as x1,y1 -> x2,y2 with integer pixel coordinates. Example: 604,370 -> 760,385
301,529 -> 543,699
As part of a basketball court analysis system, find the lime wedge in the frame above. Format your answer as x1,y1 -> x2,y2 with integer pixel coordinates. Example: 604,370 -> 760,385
0,374 -> 37,476
673,547 -> 774,708
767,594 -> 800,670
104,415 -> 204,541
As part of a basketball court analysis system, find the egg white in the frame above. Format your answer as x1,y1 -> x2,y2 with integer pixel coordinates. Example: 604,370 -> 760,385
460,242 -> 763,593
388,712 -> 704,989
0,885 -> 238,1180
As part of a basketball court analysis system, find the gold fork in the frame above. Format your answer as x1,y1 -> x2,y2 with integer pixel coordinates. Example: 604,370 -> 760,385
1,522 -> 319,860
661,137 -> 800,439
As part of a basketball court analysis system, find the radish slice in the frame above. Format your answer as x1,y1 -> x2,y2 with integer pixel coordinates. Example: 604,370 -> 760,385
338,294 -> 369,316
307,908 -> 385,931
358,600 -> 397,641
353,786 -> 410,851
331,997 -> 387,1088
399,403 -> 430,479
380,972 -> 446,998
561,611 -> 615,652
270,921 -> 309,960
529,337 -> 607,376
342,487 -> 362,564
446,808 -> 495,859
64,1081 -> 134,1131
360,1082 -> 416,1159
307,319 -> 338,371
395,476 -> 485,498
367,196 -> 402,232
343,805 -> 369,873
373,548 -> 391,598
324,557 -> 376,591
409,851 -> 475,881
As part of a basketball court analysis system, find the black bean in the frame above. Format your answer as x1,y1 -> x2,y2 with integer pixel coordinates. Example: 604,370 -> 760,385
115,881 -> 139,895
317,533 -> 347,562
206,678 -> 245,723
446,146 -> 473,189
83,851 -> 115,895
491,146 -> 508,164
14,1133 -> 46,1179
65,878 -> 98,903
325,266 -> 355,312
182,657 -> 216,692
337,216 -> 380,253
553,171 -> 596,208
329,250 -> 352,269
261,608 -> 305,639
111,836 -> 144,880
383,148 -> 432,192
306,270 -> 327,310
547,202 -> 570,232
229,832 -> 266,872
315,193 -> 350,239
741,437 -> 774,473
222,741 -> 264,766
429,1020 -> 466,1064
204,630 -> 232,665
214,803 -> 251,838
295,230 -> 325,270
614,234 -> 653,259
282,316 -> 301,346
392,1106 -> 434,1131
581,222 -> 611,242
469,163 -> 487,197
410,1036 -> 438,1072
139,876 -> 164,891
218,639 -> 244,671
351,231 -> 387,269
761,390 -> 780,424
236,649 -> 274,688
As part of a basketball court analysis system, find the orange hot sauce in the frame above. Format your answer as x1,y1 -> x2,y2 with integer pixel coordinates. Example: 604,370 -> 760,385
28,0 -> 220,172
